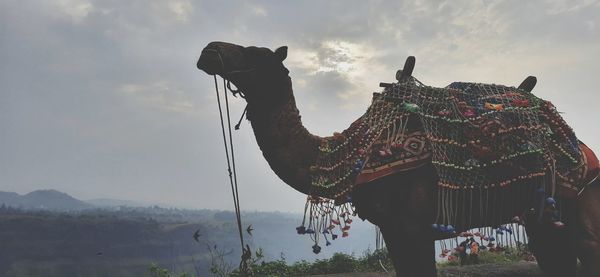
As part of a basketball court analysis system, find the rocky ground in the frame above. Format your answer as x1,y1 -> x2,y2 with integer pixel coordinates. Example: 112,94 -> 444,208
311,261 -> 543,277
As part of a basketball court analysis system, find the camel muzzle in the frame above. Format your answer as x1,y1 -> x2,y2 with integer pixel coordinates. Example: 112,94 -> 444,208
197,47 -> 225,75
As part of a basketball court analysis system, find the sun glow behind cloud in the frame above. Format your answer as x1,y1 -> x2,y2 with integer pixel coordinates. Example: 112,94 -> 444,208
52,0 -> 94,22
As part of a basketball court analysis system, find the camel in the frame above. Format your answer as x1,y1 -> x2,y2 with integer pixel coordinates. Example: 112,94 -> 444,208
197,41 -> 600,276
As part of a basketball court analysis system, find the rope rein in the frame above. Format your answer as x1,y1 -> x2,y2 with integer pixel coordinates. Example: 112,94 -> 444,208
213,75 -> 251,275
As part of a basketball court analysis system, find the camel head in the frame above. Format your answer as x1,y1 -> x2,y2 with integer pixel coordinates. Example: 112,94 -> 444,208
197,41 -> 290,105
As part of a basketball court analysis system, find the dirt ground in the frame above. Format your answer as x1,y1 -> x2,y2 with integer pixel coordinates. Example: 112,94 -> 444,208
310,261 -> 544,276
437,261 -> 543,277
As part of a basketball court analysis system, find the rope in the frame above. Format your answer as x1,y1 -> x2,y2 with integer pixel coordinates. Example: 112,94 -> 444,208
213,75 -> 250,275
223,78 -> 244,245
374,226 -> 388,273
235,106 -> 248,130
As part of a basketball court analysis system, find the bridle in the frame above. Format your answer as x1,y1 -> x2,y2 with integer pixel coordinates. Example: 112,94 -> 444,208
201,48 -> 259,99
206,46 -> 254,275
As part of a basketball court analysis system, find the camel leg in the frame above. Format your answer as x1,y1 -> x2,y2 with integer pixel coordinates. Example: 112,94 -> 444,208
526,202 -> 577,276
352,166 -> 438,276
378,173 -> 437,276
380,222 -> 436,277
576,181 -> 600,276
379,226 -> 404,276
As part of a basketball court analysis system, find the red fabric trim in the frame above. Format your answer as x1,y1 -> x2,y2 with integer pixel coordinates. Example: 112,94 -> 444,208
355,154 -> 431,185
581,142 -> 599,185
558,142 -> 597,198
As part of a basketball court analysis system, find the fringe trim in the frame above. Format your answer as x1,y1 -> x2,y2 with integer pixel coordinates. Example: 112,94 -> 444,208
295,195 -> 355,253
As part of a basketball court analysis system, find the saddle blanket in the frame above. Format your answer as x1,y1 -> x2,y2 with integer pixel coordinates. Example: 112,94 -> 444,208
355,131 -> 599,198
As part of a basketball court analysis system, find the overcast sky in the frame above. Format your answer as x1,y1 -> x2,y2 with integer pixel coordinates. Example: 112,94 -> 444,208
1,0 -> 599,212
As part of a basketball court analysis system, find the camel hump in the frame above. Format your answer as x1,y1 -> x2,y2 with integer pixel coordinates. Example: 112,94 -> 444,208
518,76 -> 537,92
396,56 -> 416,81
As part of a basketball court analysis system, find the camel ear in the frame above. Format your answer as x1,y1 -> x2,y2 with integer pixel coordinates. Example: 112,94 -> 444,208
274,46 -> 288,61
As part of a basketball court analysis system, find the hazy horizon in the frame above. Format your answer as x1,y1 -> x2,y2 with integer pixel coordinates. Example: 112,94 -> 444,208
1,187 -> 301,211
2,0 -> 599,212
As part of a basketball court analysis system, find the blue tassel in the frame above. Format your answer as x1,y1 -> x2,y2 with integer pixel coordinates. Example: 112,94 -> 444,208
439,225 -> 447,232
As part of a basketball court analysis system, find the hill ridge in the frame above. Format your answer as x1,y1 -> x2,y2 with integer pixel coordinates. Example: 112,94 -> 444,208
0,189 -> 92,211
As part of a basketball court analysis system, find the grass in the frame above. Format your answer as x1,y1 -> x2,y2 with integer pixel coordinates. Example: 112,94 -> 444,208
149,247 -> 536,276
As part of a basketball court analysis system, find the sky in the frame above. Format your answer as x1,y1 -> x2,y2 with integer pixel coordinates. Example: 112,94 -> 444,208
1,0 -> 599,212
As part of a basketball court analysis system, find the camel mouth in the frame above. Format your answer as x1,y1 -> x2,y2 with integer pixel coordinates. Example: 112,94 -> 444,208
197,42 -> 248,78
197,48 -> 225,75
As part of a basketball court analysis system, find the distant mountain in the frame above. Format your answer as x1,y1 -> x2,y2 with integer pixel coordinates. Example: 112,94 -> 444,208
0,189 -> 93,211
84,198 -> 149,208
0,191 -> 20,207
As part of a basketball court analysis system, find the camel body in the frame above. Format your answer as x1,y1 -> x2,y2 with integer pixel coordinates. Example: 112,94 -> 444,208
197,41 -> 600,276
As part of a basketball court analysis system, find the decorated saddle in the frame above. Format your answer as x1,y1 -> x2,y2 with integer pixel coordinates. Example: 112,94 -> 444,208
297,58 -> 599,251
299,73 -> 598,246
311,81 -> 597,198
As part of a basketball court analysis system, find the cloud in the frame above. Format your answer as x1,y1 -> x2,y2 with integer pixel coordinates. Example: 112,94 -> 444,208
52,0 -> 94,22
119,81 -> 199,115
166,0 -> 194,22
250,5 -> 268,17
1,0 -> 599,212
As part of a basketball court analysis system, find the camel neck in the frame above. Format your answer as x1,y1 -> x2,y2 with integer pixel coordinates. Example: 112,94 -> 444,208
245,80 -> 322,195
